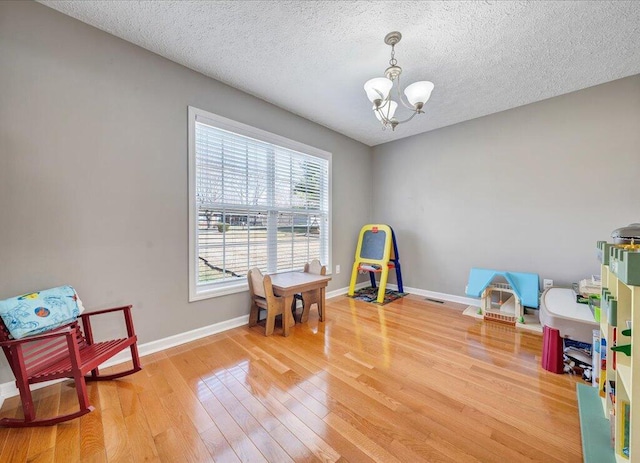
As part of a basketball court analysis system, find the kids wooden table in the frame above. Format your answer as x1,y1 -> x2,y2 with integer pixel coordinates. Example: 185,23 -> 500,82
269,272 -> 332,336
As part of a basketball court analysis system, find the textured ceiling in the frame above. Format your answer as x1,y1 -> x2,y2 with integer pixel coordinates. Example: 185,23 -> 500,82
40,1 -> 640,146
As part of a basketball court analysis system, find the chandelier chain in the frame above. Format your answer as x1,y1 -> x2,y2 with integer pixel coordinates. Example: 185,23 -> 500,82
389,45 -> 397,68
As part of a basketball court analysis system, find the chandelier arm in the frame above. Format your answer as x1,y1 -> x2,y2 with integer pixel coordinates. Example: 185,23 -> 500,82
383,97 -> 393,120
372,89 -> 385,106
397,93 -> 416,111
394,74 -> 418,111
388,110 -> 420,125
373,91 -> 394,123
373,106 -> 391,125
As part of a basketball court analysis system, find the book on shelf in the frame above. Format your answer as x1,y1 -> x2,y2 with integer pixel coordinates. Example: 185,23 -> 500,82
613,327 -> 617,370
600,336 -> 607,398
610,408 -> 615,449
608,380 -> 616,407
621,401 -> 630,458
592,329 -> 600,387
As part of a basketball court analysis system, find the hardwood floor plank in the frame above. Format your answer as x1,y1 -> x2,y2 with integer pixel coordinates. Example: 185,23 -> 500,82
209,365 -> 326,462
205,374 -> 294,463
95,382 -> 120,412
147,370 -> 174,398
214,369 -> 283,433
235,354 -> 376,463
268,423 -> 324,463
101,406 -> 131,463
0,413 -> 32,463
323,412 -> 402,463
326,397 -> 444,463
79,449 -> 107,463
115,381 -> 142,419
123,404 -> 160,463
175,391 -> 216,434
79,407 -> 105,461
151,359 -> 216,433
235,387 -> 345,463
158,393 -> 217,462
199,423 -> 241,463
138,390 -> 172,437
200,394 -> 268,463
154,426 -> 211,463
27,447 -> 55,463
53,384 -> 81,463
26,384 -> 60,459
221,339 -> 330,421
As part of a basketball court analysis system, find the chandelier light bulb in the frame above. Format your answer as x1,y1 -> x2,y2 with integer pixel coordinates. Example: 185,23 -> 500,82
364,77 -> 393,104
404,81 -> 435,109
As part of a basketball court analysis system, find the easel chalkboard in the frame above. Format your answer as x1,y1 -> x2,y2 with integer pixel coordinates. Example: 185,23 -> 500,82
360,230 -> 387,260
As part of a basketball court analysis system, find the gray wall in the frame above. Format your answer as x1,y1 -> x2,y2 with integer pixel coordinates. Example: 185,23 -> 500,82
372,75 -> 640,296
0,2 -> 372,382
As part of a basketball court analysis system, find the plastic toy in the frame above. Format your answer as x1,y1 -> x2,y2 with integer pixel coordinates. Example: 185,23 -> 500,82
466,268 -> 539,324
348,224 -> 403,304
611,328 -> 632,356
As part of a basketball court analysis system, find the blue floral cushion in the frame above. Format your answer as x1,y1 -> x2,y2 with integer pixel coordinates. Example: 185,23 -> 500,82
0,285 -> 85,340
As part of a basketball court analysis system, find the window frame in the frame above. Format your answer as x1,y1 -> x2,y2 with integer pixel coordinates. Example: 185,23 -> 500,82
188,106 -> 332,301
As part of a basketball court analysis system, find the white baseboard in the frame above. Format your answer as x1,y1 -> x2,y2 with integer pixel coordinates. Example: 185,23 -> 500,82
392,284 -> 480,307
328,281 -> 478,307
0,284 -> 473,407
103,314 -> 250,367
325,281 -> 369,299
327,281 -> 478,307
0,314 -> 249,405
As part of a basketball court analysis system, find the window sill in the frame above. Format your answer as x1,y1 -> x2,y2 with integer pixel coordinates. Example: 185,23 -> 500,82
189,280 -> 249,302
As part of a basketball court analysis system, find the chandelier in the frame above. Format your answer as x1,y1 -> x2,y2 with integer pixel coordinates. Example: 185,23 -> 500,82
364,31 -> 434,131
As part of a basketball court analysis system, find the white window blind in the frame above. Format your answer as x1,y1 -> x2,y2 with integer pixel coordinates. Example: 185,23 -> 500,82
188,107 -> 331,300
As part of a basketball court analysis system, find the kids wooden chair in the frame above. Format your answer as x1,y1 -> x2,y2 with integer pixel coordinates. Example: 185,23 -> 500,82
299,259 -> 327,323
247,267 -> 289,336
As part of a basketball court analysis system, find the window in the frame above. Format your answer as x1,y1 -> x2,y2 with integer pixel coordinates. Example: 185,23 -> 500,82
188,107 -> 331,301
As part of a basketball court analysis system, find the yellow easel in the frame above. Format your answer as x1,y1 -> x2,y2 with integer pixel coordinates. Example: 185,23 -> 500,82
348,224 -> 403,304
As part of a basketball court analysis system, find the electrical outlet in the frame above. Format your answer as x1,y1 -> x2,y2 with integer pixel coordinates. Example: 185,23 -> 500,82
335,264 -> 341,274
543,279 -> 553,290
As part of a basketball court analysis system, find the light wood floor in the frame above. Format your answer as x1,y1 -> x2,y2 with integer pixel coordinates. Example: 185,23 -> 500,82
0,294 -> 584,463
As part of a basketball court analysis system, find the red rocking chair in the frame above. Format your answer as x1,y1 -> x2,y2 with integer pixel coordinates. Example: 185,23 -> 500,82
0,305 -> 142,427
